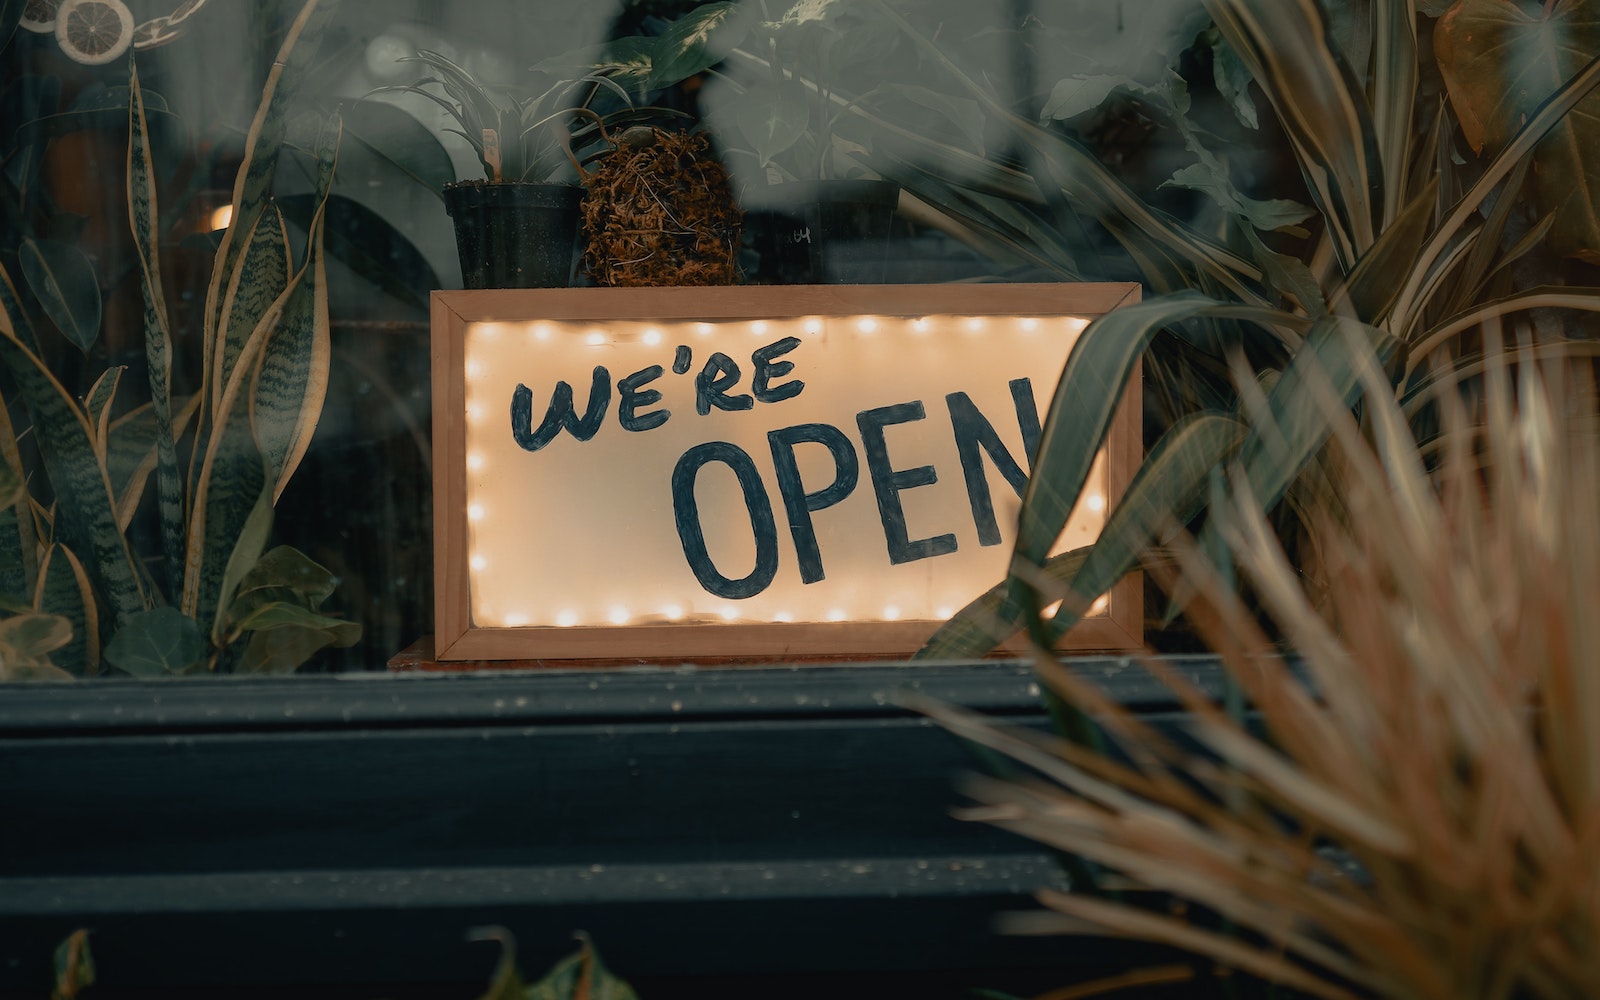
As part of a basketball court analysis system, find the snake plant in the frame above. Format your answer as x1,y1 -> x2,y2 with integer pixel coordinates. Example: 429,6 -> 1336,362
0,0 -> 358,677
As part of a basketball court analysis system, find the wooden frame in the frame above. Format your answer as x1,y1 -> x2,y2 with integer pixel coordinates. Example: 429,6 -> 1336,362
431,284 -> 1141,662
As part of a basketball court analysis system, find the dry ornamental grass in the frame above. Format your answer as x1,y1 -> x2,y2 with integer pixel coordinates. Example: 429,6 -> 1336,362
925,340 -> 1600,1000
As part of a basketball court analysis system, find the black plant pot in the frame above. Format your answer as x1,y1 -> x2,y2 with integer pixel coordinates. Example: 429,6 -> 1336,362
443,182 -> 582,289
742,179 -> 899,284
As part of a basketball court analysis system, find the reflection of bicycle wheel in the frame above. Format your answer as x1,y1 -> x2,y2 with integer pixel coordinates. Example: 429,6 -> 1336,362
19,0 -> 63,33
55,0 -> 134,65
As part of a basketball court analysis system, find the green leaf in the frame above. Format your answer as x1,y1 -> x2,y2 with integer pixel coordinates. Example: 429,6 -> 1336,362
1227,316 -> 1394,531
526,935 -> 638,1000
870,83 -> 985,155
338,97 -> 454,196
20,238 -> 101,352
920,411 -> 1247,658
236,608 -> 358,672
211,489 -> 273,645
1015,293 -> 1302,575
236,544 -> 339,608
1163,161 -> 1315,233
1435,0 -> 1600,263
51,929 -> 95,1000
1205,0 -> 1383,270
649,1 -> 746,89
731,78 -> 810,167
1040,74 -> 1141,122
34,543 -> 98,674
1209,30 -> 1258,129
279,193 -> 438,312
1334,179 -> 1435,333
104,607 -> 205,677
228,599 -> 358,637
0,611 -> 72,659
13,85 -> 174,148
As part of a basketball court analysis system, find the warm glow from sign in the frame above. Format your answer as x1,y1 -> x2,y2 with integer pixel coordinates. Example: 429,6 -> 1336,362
209,204 -> 234,231
458,313 -> 1107,631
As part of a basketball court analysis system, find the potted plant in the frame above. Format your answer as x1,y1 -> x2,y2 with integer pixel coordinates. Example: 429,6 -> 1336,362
385,50 -> 645,289
646,1 -> 907,283
0,0 -> 360,677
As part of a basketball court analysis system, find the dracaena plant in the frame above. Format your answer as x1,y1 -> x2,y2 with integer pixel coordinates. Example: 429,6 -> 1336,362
385,48 -> 655,185
0,0 -> 359,679
861,0 -> 1600,656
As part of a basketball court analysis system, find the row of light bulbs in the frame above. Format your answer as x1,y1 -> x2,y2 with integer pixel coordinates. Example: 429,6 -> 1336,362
467,314 -> 1079,349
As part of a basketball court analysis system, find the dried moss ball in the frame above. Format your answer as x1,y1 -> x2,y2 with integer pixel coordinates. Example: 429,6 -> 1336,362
581,129 -> 741,287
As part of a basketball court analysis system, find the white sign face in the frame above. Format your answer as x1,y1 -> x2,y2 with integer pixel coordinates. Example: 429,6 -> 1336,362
432,285 -> 1140,662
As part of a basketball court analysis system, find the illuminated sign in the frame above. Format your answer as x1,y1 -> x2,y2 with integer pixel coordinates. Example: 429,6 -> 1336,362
431,284 -> 1140,662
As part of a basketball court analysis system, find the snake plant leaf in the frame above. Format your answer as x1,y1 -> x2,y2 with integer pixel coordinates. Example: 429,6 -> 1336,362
34,542 -> 98,673
467,927 -> 526,1000
200,0 -> 336,401
920,410 -> 1248,658
103,606 -> 205,677
128,58 -> 186,598
1204,0 -> 1382,272
107,393 -> 200,534
210,488 -> 272,645
184,378 -> 266,626
1435,0 -> 1600,263
82,365 -> 122,448
182,264 -> 287,620
649,1 -> 745,90
525,935 -> 638,1000
337,97 -> 454,198
731,78 -> 810,168
213,204 -> 291,417
0,387 -> 36,599
0,265 -> 145,626
19,238 -> 100,352
254,114 -> 337,504
51,929 -> 95,1000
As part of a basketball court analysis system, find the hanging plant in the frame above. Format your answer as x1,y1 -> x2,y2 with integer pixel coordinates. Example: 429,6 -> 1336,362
581,128 -> 741,287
